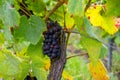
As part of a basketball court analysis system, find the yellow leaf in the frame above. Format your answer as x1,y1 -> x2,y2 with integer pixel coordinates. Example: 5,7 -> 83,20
59,13 -> 74,29
102,17 -> 118,35
62,70 -> 73,80
44,59 -> 50,71
86,4 -> 118,35
88,59 -> 110,80
86,5 -> 103,27
66,13 -> 74,29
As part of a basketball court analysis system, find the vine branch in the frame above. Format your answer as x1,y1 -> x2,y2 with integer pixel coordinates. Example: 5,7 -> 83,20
43,0 -> 65,21
84,0 -> 91,12
64,29 -> 120,53
67,53 -> 87,59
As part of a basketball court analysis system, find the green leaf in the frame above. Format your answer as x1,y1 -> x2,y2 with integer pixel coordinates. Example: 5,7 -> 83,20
106,0 -> 120,16
14,15 -> 46,44
99,46 -> 108,58
0,1 -> 19,27
26,0 -> 45,14
50,6 -> 64,22
3,76 -> 13,80
80,36 -> 102,63
32,68 -> 46,80
68,0 -> 86,16
31,56 -> 47,80
84,17 -> 97,38
27,38 -> 43,57
0,51 -> 20,76
0,33 -> 4,46
64,57 -> 91,80
0,0 -> 20,41
115,36 -> 120,46
16,61 -> 30,80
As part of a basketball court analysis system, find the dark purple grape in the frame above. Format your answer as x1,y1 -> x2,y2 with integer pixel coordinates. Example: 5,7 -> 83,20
48,29 -> 54,34
44,34 -> 49,39
43,50 -> 50,54
54,45 -> 60,49
48,39 -> 52,43
42,21 -> 62,59
50,53 -> 57,59
52,41 -> 57,45
52,49 -> 58,53
49,35 -> 52,39
44,39 -> 49,43
43,45 -> 50,50
47,42 -> 51,45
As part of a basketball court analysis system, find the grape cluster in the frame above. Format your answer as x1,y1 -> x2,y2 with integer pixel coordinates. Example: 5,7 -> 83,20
42,21 -> 62,59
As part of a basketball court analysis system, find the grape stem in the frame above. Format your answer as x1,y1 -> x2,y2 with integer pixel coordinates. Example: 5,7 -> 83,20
43,0 -> 65,21
65,24 -> 75,48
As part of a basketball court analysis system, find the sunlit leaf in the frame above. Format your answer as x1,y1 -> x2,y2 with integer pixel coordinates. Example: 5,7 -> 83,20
64,57 -> 91,80
16,60 -> 30,80
80,36 -> 102,63
44,59 -> 50,71
88,59 -> 109,80
62,70 -> 73,80
31,56 -> 47,80
0,51 -> 20,76
86,5 -> 118,35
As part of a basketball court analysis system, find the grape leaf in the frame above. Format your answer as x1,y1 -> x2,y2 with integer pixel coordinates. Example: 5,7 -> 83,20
62,70 -> 73,80
88,59 -> 109,80
0,1 -> 19,27
106,0 -> 120,16
50,6 -> 64,23
86,5 -> 118,35
80,36 -> 102,63
0,51 -> 20,76
32,68 -> 46,80
16,61 -> 30,80
115,36 -> 120,45
99,46 -> 108,58
0,33 -> 4,46
65,13 -> 74,29
64,57 -> 91,80
27,39 -> 43,57
26,0 -> 45,14
31,56 -> 47,80
84,17 -> 97,38
0,0 -> 20,41
14,15 -> 46,44
74,15 -> 87,35
68,0 -> 86,16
